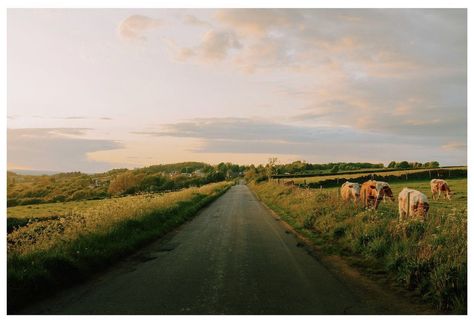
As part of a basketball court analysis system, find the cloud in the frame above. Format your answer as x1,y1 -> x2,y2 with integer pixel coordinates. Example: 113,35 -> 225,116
183,15 -> 212,28
58,116 -> 113,121
215,9 -> 303,38
441,142 -> 467,151
131,117 -> 466,165
9,115 -> 114,121
118,15 -> 162,40
8,128 -> 123,172
199,29 -> 241,61
292,70 -> 466,140
170,29 -> 241,62
62,116 -> 86,120
176,9 -> 466,81
12,128 -> 92,137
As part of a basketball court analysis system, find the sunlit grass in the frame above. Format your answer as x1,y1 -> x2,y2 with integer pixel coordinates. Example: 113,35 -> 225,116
7,181 -> 232,312
250,178 -> 466,313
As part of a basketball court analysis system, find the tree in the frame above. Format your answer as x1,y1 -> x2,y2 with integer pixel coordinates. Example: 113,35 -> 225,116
388,161 -> 397,168
244,166 -> 257,182
330,165 -> 339,173
429,161 -> 440,168
108,171 -> 140,196
265,157 -> 278,179
398,161 -> 410,169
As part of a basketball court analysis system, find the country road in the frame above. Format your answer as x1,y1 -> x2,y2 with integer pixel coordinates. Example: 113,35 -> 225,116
23,184 -> 395,314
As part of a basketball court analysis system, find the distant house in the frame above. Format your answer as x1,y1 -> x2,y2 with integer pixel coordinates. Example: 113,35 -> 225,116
169,171 -> 180,178
193,169 -> 206,177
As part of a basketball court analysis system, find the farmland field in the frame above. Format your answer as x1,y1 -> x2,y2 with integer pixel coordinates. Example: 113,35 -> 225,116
323,178 -> 467,212
278,167 -> 467,185
7,181 -> 232,312
7,198 -> 104,219
249,176 -> 467,313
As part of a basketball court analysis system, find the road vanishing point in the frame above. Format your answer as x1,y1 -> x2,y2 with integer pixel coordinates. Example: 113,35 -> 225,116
23,184 -> 409,314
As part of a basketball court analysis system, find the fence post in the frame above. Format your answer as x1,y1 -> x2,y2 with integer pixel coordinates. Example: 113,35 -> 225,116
429,170 -> 431,178
405,172 -> 408,180
320,185 -> 322,191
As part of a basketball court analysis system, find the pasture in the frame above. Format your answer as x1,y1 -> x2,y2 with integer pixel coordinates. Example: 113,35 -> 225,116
325,178 -> 467,213
7,198 -> 104,219
278,167 -> 467,186
250,177 -> 467,313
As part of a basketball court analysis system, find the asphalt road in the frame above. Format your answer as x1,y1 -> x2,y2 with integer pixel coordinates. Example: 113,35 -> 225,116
23,184 -> 377,315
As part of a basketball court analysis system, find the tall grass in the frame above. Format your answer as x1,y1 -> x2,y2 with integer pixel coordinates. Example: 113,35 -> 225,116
250,181 -> 467,313
8,182 -> 232,313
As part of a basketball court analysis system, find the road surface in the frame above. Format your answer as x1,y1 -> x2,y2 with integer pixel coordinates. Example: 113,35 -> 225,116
23,184 -> 379,314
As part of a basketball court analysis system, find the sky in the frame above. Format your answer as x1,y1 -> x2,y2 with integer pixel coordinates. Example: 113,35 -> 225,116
7,9 -> 467,173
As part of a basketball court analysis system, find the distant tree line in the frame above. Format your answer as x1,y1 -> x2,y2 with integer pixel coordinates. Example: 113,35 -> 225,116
244,159 -> 441,183
270,160 -> 384,175
387,161 -> 439,169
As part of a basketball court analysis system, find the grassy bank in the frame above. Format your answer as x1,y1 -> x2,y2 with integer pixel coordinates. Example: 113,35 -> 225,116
249,179 -> 467,313
8,181 -> 232,313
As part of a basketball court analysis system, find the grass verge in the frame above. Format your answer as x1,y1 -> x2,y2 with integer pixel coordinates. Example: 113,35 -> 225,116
8,182 -> 232,313
249,180 -> 467,314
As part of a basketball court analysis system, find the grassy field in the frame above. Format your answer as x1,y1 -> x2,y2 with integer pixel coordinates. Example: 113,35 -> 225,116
7,198 -> 107,233
7,181 -> 232,313
279,167 -> 467,185
8,198 -> 105,218
250,177 -> 467,313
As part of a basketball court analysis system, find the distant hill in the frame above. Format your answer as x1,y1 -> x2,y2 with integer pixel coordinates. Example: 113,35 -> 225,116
8,169 -> 61,176
7,162 -> 245,207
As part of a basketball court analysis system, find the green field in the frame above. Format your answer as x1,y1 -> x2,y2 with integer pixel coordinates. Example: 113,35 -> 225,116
279,167 -> 467,185
7,199 -> 106,218
324,178 -> 467,213
250,176 -> 467,313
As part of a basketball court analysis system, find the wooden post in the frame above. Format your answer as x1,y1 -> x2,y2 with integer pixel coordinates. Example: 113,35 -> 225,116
320,185 -> 322,191
429,170 -> 431,178
405,172 -> 408,180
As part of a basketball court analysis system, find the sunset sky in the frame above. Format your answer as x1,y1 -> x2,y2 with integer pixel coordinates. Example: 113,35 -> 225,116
7,9 -> 467,173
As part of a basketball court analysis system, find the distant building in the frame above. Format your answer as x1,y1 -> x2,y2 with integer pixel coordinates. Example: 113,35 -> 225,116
193,169 -> 206,177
